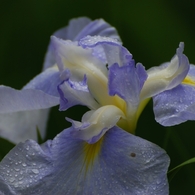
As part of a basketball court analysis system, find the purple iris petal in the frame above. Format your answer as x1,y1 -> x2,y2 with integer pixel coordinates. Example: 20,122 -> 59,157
0,126 -> 170,195
44,17 -> 121,70
153,64 -> 195,126
0,109 -> 49,143
141,43 -> 189,101
23,66 -> 61,97
58,75 -> 99,111
166,42 -> 189,89
79,35 -> 130,66
109,63 -> 147,107
153,84 -> 195,126
0,86 -> 59,113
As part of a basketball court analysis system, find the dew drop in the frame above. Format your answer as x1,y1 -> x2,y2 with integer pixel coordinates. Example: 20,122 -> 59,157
9,178 -> 15,183
22,163 -> 27,167
32,169 -> 39,174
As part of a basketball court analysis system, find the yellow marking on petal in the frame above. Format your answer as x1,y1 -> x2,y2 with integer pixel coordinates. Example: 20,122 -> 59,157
182,76 -> 195,86
83,137 -> 103,174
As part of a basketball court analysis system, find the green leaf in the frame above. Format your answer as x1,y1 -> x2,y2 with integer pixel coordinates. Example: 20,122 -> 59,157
0,137 -> 15,161
36,126 -> 44,144
168,157 -> 195,183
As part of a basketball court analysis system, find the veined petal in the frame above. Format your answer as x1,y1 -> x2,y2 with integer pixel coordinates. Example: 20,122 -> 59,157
140,42 -> 189,100
0,176 -> 16,195
51,36 -> 119,106
0,86 -> 59,113
108,63 -> 147,132
67,105 -> 125,144
58,75 -> 99,110
73,18 -> 121,42
0,109 -> 49,143
43,17 -> 121,70
153,65 -> 195,126
23,65 -> 61,97
109,63 -> 147,109
79,35 -> 130,66
0,126 -> 170,195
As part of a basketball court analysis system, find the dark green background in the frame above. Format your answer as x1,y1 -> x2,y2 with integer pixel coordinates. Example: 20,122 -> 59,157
1,0 -> 195,194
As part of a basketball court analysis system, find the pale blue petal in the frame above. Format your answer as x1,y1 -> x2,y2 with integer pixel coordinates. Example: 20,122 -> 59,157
51,37 -> 117,106
43,17 -> 91,70
0,109 -> 49,143
0,65 -> 59,143
73,18 -> 121,42
79,35 -> 129,65
141,42 -> 189,100
0,176 -> 16,195
43,17 -> 121,70
23,66 -> 61,97
108,63 -> 147,108
67,105 -> 125,144
0,126 -> 169,195
153,64 -> 195,126
58,75 -> 99,110
0,86 -> 59,113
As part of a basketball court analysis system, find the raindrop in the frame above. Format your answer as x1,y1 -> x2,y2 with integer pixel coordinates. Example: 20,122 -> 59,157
14,168 -> 20,172
9,178 -> 15,183
22,163 -> 27,167
18,177 -> 23,181
32,169 -> 39,174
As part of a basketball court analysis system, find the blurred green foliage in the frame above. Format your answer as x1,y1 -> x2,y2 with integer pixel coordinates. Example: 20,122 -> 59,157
1,0 -> 195,194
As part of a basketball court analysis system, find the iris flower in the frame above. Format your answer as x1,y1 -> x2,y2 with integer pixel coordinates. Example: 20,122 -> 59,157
0,17 -> 192,194
0,17 -> 120,143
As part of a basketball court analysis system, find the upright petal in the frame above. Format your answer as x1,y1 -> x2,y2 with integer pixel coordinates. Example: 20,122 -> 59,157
153,64 -> 195,126
43,17 -> 121,70
140,42 -> 189,100
108,63 -> 147,132
51,36 -> 119,106
79,35 -> 129,65
109,63 -> 147,108
0,126 -> 170,195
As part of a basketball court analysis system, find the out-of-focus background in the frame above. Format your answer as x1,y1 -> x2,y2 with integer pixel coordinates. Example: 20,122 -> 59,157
0,0 -> 195,194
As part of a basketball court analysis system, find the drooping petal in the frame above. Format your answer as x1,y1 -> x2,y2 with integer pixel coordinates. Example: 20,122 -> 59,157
0,109 -> 49,143
0,84 -> 58,143
153,65 -> 195,126
0,86 -> 59,113
23,65 -> 61,97
0,126 -> 170,195
43,17 -> 121,70
67,105 -> 125,144
58,75 -> 99,111
140,42 -> 189,100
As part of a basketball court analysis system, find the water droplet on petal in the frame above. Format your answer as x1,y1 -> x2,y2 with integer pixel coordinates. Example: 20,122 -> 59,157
32,169 -> 39,174
9,178 -> 15,183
